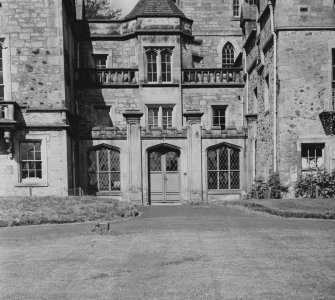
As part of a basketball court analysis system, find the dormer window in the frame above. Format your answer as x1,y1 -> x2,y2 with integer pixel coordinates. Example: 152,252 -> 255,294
145,48 -> 173,83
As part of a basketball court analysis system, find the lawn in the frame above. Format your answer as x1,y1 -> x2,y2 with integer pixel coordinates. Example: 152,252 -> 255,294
0,196 -> 139,227
1,205 -> 334,300
222,198 -> 335,219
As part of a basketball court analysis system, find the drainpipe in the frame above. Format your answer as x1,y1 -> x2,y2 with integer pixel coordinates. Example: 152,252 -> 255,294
269,1 -> 277,173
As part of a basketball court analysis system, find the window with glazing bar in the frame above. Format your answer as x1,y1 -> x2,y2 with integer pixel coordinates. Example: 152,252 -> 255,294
301,143 -> 325,172
147,106 -> 174,129
147,50 -> 158,83
213,106 -> 227,130
233,0 -> 240,17
161,50 -> 172,82
20,142 -> 42,180
222,43 -> 235,68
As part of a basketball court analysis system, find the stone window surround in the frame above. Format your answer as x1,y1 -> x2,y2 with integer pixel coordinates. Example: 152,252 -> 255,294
15,133 -> 49,187
145,104 -> 176,129
296,138 -> 330,177
144,47 -> 173,84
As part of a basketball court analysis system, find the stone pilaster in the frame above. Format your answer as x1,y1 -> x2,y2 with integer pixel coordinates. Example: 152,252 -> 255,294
184,110 -> 204,203
123,109 -> 143,204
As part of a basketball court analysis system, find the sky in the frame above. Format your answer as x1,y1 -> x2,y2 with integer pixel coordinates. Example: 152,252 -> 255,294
111,0 -> 139,17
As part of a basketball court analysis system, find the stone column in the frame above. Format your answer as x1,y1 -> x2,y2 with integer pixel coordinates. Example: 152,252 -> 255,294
184,110 -> 204,203
123,110 -> 143,204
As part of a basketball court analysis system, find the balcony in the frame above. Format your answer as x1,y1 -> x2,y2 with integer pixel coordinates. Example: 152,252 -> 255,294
0,102 -> 18,130
182,68 -> 244,86
319,87 -> 335,135
77,68 -> 139,87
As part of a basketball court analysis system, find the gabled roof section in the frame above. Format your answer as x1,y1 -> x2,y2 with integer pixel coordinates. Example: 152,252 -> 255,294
125,0 -> 186,20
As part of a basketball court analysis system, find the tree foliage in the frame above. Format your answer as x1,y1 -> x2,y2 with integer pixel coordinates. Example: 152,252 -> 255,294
84,0 -> 122,20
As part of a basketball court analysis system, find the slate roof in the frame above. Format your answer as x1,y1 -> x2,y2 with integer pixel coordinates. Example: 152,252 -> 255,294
125,0 -> 186,19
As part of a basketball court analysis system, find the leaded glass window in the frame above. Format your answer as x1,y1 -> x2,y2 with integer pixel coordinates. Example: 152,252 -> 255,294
222,43 -> 235,68
20,142 -> 42,180
88,146 -> 121,192
207,145 -> 240,190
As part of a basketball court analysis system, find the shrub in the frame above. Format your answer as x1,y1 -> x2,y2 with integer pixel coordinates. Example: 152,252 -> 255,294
294,169 -> 335,198
249,172 -> 288,199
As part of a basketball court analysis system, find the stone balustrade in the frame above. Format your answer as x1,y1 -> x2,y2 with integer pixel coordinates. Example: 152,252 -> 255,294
182,68 -> 244,85
78,68 -> 139,87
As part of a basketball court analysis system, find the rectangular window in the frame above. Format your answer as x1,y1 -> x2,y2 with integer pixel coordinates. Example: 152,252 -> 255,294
0,46 -> 4,101
20,142 -> 42,180
96,107 -> 111,126
148,107 -> 159,127
301,143 -> 325,172
93,54 -> 108,69
147,51 -> 158,83
147,106 -> 174,129
162,107 -> 173,129
233,0 -> 240,17
264,75 -> 269,112
213,107 -> 227,130
161,51 -> 172,82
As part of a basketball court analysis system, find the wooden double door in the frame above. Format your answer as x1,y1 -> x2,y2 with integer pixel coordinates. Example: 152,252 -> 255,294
149,148 -> 180,204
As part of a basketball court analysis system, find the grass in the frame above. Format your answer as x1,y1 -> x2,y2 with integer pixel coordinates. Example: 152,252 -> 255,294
221,198 -> 335,219
1,206 -> 335,299
0,196 -> 140,227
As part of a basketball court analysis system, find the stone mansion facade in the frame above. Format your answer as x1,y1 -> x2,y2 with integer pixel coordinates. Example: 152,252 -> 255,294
0,0 -> 334,203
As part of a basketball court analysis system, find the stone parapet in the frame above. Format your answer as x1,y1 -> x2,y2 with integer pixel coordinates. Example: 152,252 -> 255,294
91,126 -> 127,139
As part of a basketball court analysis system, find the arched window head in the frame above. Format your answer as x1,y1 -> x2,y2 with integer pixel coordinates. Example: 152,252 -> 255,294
146,50 -> 158,83
222,42 -> 235,69
161,49 -> 172,83
87,145 -> 121,193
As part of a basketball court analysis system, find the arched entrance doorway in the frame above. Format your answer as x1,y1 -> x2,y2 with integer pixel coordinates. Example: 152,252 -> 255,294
148,145 -> 180,204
